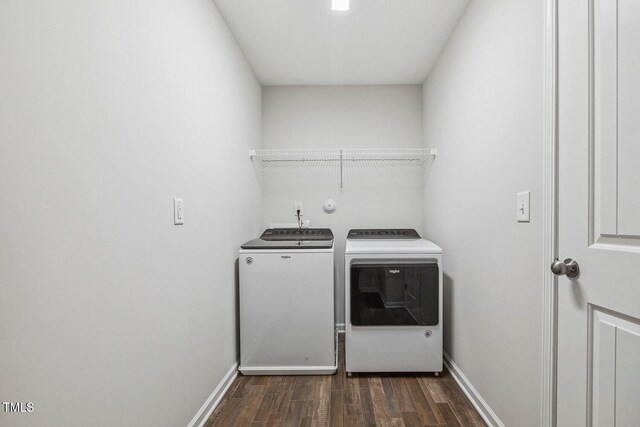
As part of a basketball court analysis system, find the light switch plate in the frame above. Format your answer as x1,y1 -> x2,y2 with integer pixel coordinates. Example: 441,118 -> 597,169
174,198 -> 184,225
517,191 -> 530,223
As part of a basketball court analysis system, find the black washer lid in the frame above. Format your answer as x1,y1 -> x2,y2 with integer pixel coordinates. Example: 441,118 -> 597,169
240,228 -> 334,249
260,228 -> 333,241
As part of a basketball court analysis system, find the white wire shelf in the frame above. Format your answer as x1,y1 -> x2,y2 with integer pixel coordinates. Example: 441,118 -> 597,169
249,148 -> 437,190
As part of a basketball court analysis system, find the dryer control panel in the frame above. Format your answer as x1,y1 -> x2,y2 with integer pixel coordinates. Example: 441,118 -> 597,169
347,229 -> 421,239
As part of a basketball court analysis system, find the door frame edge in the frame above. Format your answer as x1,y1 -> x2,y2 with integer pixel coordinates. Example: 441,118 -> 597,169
541,0 -> 559,425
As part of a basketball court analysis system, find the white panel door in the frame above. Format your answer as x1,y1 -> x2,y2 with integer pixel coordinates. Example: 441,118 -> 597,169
557,0 -> 640,425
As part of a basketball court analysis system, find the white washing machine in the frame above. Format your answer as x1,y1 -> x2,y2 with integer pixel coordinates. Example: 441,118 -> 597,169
345,229 -> 442,374
239,228 -> 337,375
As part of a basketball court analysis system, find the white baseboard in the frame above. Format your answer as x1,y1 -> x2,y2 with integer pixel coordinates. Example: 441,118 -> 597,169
187,361 -> 238,427
443,352 -> 505,427
336,323 -> 345,333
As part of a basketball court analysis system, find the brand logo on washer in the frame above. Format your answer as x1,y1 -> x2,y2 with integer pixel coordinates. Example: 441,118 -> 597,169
246,257 -> 253,265
388,269 -> 400,274
281,255 -> 291,259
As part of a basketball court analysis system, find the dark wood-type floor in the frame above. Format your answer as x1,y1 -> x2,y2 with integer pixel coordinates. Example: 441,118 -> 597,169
205,336 -> 485,427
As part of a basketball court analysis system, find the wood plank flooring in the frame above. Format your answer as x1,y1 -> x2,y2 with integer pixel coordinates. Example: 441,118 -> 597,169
205,335 -> 485,426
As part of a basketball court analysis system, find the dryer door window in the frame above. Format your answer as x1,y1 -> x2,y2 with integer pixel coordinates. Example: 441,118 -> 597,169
350,263 -> 439,326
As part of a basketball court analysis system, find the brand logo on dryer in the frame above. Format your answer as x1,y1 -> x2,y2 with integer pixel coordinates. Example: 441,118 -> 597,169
281,255 -> 291,259
388,269 -> 400,274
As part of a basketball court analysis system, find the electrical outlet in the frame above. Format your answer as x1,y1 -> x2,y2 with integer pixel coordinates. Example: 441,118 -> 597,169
294,201 -> 304,217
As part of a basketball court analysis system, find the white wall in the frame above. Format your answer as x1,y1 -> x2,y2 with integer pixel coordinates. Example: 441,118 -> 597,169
0,1 -> 261,426
422,0 -> 543,425
261,85 -> 424,326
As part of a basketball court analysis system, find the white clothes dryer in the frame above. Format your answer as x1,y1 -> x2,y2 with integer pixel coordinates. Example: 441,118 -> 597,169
345,229 -> 442,374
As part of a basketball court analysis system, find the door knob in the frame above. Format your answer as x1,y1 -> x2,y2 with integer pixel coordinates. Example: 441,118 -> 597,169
550,258 -> 580,278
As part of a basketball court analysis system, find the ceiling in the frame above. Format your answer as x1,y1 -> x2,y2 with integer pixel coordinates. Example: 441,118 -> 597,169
213,0 -> 470,86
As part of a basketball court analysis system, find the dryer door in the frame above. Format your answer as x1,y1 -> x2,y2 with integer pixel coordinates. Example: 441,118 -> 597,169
350,262 -> 439,326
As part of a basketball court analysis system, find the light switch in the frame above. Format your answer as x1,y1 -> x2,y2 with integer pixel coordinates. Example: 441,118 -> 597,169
174,198 -> 184,225
517,191 -> 530,223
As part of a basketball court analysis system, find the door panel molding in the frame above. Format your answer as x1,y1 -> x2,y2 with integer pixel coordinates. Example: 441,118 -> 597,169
592,0 -> 618,238
617,0 -> 640,236
588,305 -> 640,427
590,0 -> 640,250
